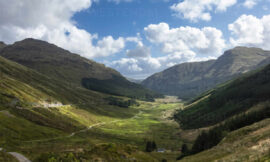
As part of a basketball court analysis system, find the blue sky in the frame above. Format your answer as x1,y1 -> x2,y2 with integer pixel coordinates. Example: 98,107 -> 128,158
0,0 -> 270,79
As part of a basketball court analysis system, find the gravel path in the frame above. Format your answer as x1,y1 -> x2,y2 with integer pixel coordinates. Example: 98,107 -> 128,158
8,152 -> 31,162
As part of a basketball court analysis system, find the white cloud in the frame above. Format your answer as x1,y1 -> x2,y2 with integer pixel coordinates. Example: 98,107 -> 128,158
229,14 -> 270,49
93,36 -> 125,57
0,0 -> 125,58
243,0 -> 258,8
170,0 -> 237,22
126,45 -> 151,58
125,34 -> 151,58
144,23 -> 226,57
111,58 -> 143,72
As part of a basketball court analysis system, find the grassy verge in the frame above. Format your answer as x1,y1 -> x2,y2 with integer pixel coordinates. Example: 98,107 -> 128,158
0,152 -> 18,162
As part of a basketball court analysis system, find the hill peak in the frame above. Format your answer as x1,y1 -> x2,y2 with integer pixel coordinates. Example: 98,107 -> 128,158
17,38 -> 53,44
224,46 -> 265,56
0,41 -> 6,50
11,38 -> 71,54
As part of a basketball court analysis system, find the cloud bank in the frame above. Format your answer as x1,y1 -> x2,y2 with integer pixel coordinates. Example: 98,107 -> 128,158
0,0 -> 126,59
229,14 -> 270,50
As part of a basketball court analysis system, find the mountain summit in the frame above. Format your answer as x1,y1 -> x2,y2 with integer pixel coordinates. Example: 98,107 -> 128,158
142,47 -> 270,100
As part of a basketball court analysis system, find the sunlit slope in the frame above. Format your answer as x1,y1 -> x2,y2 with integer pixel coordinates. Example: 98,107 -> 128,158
0,54 -> 112,106
0,55 -> 139,144
179,118 -> 270,162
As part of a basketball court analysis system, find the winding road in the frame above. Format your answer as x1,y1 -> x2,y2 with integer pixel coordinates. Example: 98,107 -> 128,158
24,110 -> 142,142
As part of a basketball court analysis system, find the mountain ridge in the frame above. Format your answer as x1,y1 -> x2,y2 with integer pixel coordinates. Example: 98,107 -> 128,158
142,46 -> 270,100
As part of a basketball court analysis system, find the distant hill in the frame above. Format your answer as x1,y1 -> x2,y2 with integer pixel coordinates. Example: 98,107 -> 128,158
127,78 -> 143,84
142,47 -> 270,100
0,38 -> 161,100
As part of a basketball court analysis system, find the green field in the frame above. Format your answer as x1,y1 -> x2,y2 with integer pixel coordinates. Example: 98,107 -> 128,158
0,98 -> 184,161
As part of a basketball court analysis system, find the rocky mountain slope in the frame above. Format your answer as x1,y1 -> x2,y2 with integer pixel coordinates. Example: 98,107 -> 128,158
142,47 -> 270,100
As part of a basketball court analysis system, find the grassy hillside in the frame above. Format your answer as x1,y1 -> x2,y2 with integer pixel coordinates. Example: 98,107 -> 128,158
0,55 -> 143,142
82,75 -> 162,101
174,63 -> 270,129
0,38 -> 160,100
179,118 -> 270,162
0,54 -> 119,114
142,47 -> 270,100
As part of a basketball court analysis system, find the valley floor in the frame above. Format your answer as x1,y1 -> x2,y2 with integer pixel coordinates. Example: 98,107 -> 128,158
0,97 -> 185,161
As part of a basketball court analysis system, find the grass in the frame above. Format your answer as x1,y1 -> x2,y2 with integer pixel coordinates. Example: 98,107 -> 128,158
0,152 -> 18,162
0,98 -> 184,161
179,118 -> 270,162
0,112 -> 65,147
94,102 -> 184,150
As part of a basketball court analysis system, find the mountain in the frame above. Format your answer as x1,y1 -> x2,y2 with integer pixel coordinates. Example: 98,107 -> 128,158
142,47 -> 270,100
1,38 -> 269,161
175,62 -> 270,161
127,78 -> 143,84
0,38 -> 161,100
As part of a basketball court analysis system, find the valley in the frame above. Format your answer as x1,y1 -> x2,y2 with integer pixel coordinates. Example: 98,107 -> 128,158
1,1 -> 270,161
0,39 -> 269,161
0,96 -> 184,161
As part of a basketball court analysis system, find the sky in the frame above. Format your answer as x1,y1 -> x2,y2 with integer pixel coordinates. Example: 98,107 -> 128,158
0,0 -> 270,79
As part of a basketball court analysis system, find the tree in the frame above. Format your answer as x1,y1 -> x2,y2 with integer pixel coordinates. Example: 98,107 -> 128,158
145,141 -> 152,152
145,141 -> 157,152
151,141 -> 157,151
181,144 -> 188,154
